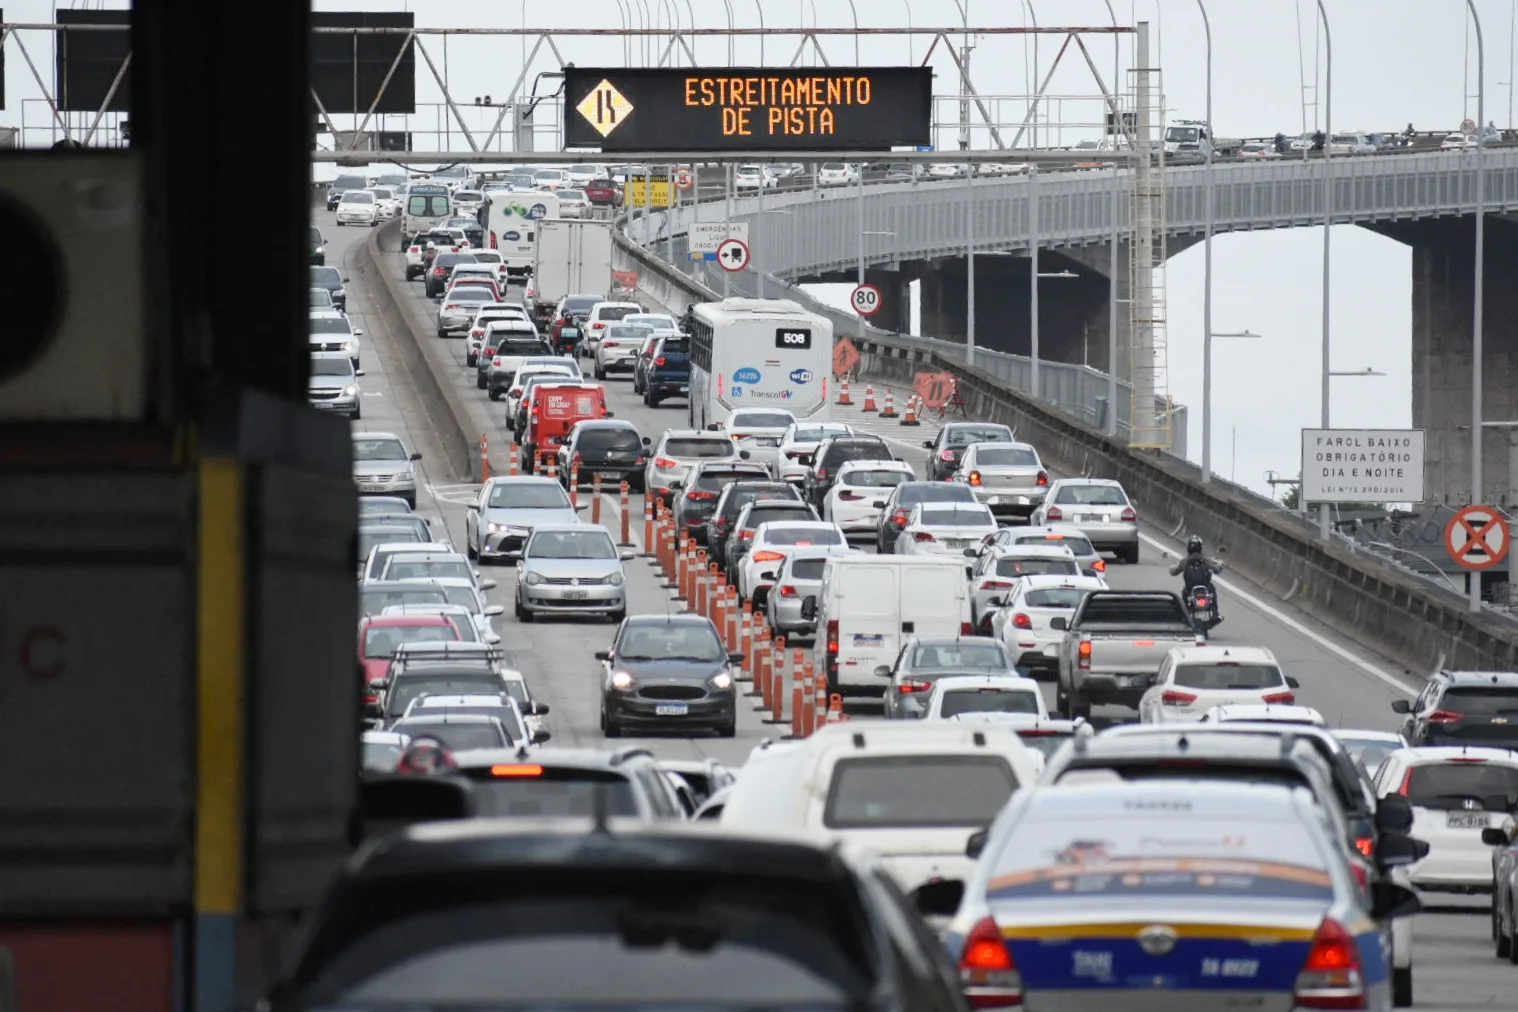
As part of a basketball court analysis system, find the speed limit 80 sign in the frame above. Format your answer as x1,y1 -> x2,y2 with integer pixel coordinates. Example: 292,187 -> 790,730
851,283 -> 882,316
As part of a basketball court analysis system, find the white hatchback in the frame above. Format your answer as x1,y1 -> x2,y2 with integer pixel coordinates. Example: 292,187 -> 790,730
895,502 -> 998,557
336,189 -> 380,226
1137,645 -> 1300,724
824,459 -> 914,533
735,520 -> 847,606
920,673 -> 1048,722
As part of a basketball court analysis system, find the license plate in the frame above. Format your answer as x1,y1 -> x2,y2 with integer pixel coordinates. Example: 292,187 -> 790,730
357,483 -> 386,492
596,470 -> 622,479
655,704 -> 689,716
678,385 -> 688,393
944,539 -> 968,549
853,634 -> 884,647
755,437 -> 779,446
1080,513 -> 1104,522
1447,811 -> 1491,829
563,590 -> 588,600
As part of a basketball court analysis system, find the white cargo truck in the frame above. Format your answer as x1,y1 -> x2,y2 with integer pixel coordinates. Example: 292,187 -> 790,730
530,218 -> 614,324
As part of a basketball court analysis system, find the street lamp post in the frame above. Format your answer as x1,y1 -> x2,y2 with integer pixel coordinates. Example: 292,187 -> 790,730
1029,164 -> 1039,397
1468,0 -> 1488,614
1196,0 -> 1217,485
1316,0 -> 1334,541
967,159 -> 977,369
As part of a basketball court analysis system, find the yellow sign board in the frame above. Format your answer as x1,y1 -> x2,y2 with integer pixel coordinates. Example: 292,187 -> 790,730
626,178 -> 672,208
574,79 -> 635,139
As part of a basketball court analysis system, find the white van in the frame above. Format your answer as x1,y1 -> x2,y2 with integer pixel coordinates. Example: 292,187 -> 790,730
721,721 -> 1040,892
802,554 -> 972,694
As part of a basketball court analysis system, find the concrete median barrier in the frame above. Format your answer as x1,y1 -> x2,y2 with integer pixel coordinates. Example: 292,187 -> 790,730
610,224 -> 1518,676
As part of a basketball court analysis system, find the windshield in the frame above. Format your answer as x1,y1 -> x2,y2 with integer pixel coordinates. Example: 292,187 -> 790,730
824,755 -> 1017,829
664,438 -> 734,459
527,530 -> 617,560
920,506 -> 995,527
310,357 -> 353,377
383,560 -> 473,582
732,412 -> 796,429
618,623 -> 725,662
341,192 -> 374,204
1441,686 -> 1518,716
762,527 -> 842,547
842,468 -> 908,488
371,188 -> 393,200
1018,534 -> 1095,556
331,175 -> 365,191
975,446 -> 1039,467
910,643 -> 1008,670
996,557 -> 1079,578
359,588 -> 447,615
353,438 -> 408,461
1404,762 -> 1518,811
363,623 -> 458,659
1172,663 -> 1286,690
311,267 -> 341,284
988,812 -> 1333,901
1023,588 -> 1089,608
310,317 -> 352,335
309,289 -> 333,306
1054,483 -> 1130,506
488,483 -> 570,509
946,426 -> 1012,447
579,429 -> 644,453
940,686 -> 1042,718
392,720 -> 505,751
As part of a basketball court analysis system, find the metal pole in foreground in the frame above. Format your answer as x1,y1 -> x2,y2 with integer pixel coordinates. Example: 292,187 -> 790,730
723,162 -> 732,298
1470,0 -> 1488,612
1197,0 -> 1215,484
856,168 -> 865,286
966,161 -> 977,369
1029,164 -> 1040,400
1316,0 -> 1333,542
1108,166 -> 1120,436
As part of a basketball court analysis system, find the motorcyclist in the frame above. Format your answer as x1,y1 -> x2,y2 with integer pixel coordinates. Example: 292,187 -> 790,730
1311,129 -> 1325,151
679,302 -> 697,333
1170,535 -> 1225,623
551,311 -> 577,354
1273,132 -> 1287,154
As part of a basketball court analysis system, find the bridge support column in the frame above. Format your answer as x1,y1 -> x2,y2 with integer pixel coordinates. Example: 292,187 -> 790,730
1063,243 -> 1132,384
863,269 -> 908,335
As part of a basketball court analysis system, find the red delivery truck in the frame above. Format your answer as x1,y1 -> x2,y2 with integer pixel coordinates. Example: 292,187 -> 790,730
523,382 -> 610,472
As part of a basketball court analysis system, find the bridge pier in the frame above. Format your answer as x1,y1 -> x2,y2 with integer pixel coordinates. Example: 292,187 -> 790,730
1373,217 -> 1518,508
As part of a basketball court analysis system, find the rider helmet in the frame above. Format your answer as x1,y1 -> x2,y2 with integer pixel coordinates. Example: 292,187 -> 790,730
1186,535 -> 1204,556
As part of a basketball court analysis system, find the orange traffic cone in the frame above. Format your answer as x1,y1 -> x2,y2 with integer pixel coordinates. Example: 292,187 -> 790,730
826,694 -> 845,723
899,394 -> 921,426
861,384 -> 878,412
836,376 -> 853,406
879,389 -> 897,418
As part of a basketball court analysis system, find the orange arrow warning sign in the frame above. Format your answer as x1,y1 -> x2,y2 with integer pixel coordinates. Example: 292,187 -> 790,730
1445,504 -> 1510,571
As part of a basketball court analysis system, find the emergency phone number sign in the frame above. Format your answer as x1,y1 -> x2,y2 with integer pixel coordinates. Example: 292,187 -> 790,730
563,66 -> 933,152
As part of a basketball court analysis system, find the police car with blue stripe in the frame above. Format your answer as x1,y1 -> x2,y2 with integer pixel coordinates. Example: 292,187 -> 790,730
923,780 -> 1418,1010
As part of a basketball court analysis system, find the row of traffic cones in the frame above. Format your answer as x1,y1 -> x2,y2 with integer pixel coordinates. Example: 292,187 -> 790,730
837,379 -> 925,426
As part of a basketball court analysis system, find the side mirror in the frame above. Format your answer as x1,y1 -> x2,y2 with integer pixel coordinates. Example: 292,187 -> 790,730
874,665 -> 893,678
342,276 -> 351,283
1374,794 -> 1415,834
529,701 -> 551,715
1483,826 -> 1513,847
595,650 -> 612,661
1390,699 -> 1412,714
1049,616 -> 1068,631
963,548 -> 978,558
485,604 -> 505,616
479,578 -> 498,591
800,596 -> 818,621
985,597 -> 1003,608
873,500 -> 886,508
355,369 -> 366,376
707,423 -> 720,431
531,730 -> 553,744
410,452 -> 423,461
922,440 -> 935,449
738,450 -> 751,459
965,828 -> 989,859
668,480 -> 684,490
484,632 -> 502,645
1285,676 -> 1301,689
352,328 -> 364,336
642,436 -> 652,445
760,571 -> 776,581
1374,831 -> 1430,869
728,651 -> 746,665
620,550 -> 636,561
1370,880 -> 1422,921
574,502 -> 589,511
910,878 -> 966,919
604,410 -> 615,417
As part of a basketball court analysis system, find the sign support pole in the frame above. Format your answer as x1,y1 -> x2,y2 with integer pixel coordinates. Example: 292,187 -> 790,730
724,162 -> 732,298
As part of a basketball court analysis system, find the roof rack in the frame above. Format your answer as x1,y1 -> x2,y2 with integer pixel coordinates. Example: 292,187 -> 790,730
393,641 -> 505,663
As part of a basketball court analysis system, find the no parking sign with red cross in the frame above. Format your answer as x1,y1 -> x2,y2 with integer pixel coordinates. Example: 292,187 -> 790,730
1444,505 -> 1510,571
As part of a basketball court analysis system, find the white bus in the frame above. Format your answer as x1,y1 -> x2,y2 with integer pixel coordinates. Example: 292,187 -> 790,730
486,191 -> 561,277
402,183 -> 454,236
688,298 -> 832,431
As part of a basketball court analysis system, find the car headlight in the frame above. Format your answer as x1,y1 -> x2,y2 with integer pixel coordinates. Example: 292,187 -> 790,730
315,245 -> 326,254
611,671 -> 635,691
334,287 -> 345,298
343,340 -> 358,352
525,571 -> 545,585
341,385 -> 357,397
488,522 -> 508,533
606,572 -> 624,587
711,671 -> 733,691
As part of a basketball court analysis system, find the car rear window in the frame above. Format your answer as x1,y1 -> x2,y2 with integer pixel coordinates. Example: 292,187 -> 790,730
732,412 -> 796,429
996,557 -> 1080,578
824,441 -> 891,465
1053,484 -> 1131,506
1440,686 -> 1518,716
392,720 -> 505,751
1172,663 -> 1286,690
743,507 -> 816,528
460,767 -> 640,817
945,426 -> 1013,446
310,318 -> 353,334
386,676 -> 502,715
920,506 -> 995,527
1017,533 -> 1096,555
360,588 -> 447,616
910,643 -> 1007,669
824,754 -> 1017,829
597,306 -> 639,321
665,438 -> 734,458
1023,588 -> 1089,609
579,428 -> 643,453
898,484 -> 977,505
842,469 -> 908,488
497,337 -> 549,354
787,558 -> 828,581
693,468 -> 769,491
762,527 -> 842,546
1403,762 -> 1518,811
939,686 -> 1041,718
448,287 -> 497,302
656,336 -> 690,355
974,446 -> 1040,467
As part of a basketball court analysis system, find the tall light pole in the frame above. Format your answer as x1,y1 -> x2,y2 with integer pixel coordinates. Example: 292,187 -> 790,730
843,0 -> 859,65
1029,164 -> 1039,396
966,159 -> 977,369
1469,0 -> 1488,613
903,0 -> 914,63
718,0 -> 734,63
1316,0 -> 1333,541
1102,0 -> 1119,438
751,0 -> 765,63
1197,0 -> 1217,484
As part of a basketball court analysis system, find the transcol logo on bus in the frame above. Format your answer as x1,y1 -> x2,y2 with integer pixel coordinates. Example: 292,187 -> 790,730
789,368 -> 814,384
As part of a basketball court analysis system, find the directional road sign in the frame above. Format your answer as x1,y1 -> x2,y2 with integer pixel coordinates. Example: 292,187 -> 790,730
851,283 -> 882,316
716,237 -> 750,272
1446,505 -> 1510,571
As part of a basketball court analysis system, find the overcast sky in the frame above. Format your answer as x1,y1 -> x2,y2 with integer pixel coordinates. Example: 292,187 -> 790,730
6,0 -> 1504,496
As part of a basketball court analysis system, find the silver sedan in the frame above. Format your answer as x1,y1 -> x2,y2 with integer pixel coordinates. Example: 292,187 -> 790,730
1030,477 -> 1139,564
466,476 -> 582,562
514,524 -> 634,622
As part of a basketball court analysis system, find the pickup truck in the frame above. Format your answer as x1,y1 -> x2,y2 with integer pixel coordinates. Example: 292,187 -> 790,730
1056,589 -> 1202,719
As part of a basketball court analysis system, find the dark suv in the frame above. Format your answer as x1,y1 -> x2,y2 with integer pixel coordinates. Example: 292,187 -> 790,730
924,422 -> 1016,481
721,498 -> 822,579
309,226 -> 326,266
708,480 -> 804,571
642,333 -> 690,407
425,251 -> 479,298
1393,670 -> 1518,748
555,420 -> 651,492
876,481 -> 979,553
803,435 -> 894,511
674,461 -> 772,545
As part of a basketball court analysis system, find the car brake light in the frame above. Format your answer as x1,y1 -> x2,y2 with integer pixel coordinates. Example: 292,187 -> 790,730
1046,506 -> 1063,521
1293,917 -> 1364,1009
913,531 -> 936,542
839,490 -> 864,501
1012,612 -> 1033,629
433,267 -> 446,274
604,341 -> 619,348
816,467 -> 828,479
968,470 -> 983,486
1120,506 -> 1136,522
654,457 -> 678,469
490,763 -> 544,777
739,530 -> 755,539
900,679 -> 931,693
654,355 -> 667,366
408,246 -> 420,253
1426,709 -> 1463,723
961,621 -> 975,635
959,916 -> 1022,1008
1349,861 -> 1369,892
981,579 -> 1013,590
1262,690 -> 1297,704
471,329 -> 484,338
940,449 -> 957,461
1077,638 -> 1092,670
892,509 -> 909,525
826,619 -> 839,656
592,321 -> 606,329
751,550 -> 785,563
362,693 -> 379,705
685,489 -> 716,501
445,304 -> 461,311
1092,559 -> 1106,573
778,585 -> 798,597
1161,689 -> 1198,705
1354,836 -> 1374,859
1036,470 -> 1049,486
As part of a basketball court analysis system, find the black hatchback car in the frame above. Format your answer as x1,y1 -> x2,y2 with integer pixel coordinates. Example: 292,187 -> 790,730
804,435 -> 895,510
707,480 -> 804,570
598,614 -> 742,737
310,264 -> 346,311
924,422 -> 1017,481
309,226 -> 325,266
260,818 -> 972,1012
1393,669 -> 1518,748
673,461 -> 772,544
555,420 -> 651,493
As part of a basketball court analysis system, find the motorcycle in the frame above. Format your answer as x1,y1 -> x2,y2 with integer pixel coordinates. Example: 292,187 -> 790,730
1185,584 -> 1221,637
553,324 -> 581,357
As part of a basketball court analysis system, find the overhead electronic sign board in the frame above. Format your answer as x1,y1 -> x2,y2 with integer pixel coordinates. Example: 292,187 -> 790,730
562,67 -> 933,152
